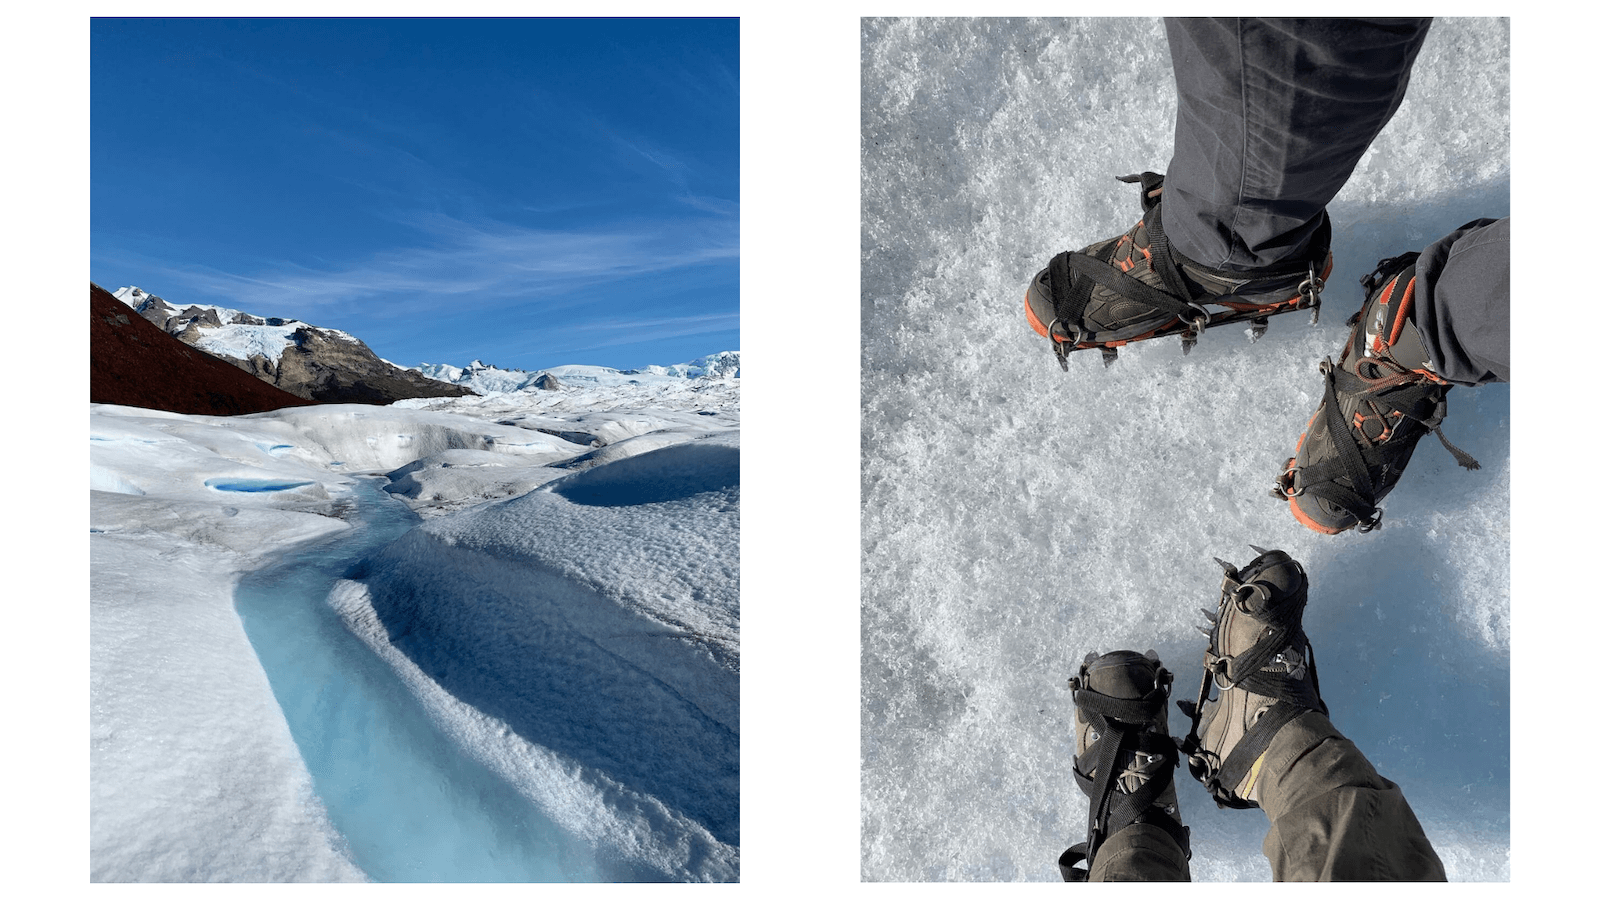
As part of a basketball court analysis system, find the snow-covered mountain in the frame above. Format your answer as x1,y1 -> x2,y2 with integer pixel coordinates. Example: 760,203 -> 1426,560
114,285 -> 361,354
625,350 -> 740,380
414,350 -> 740,396
112,286 -> 474,405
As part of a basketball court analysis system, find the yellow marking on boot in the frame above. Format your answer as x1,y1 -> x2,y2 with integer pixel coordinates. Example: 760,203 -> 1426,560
1238,755 -> 1266,801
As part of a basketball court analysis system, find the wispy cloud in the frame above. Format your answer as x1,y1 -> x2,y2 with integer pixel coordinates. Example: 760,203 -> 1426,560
677,195 -> 740,217
472,311 -> 740,360
595,127 -> 739,222
548,312 -> 740,349
412,310 -> 740,366
99,212 -> 738,319
612,134 -> 692,188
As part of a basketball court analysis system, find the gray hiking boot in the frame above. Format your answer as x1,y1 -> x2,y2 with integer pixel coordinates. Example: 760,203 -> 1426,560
1060,650 -> 1189,881
1177,548 -> 1327,809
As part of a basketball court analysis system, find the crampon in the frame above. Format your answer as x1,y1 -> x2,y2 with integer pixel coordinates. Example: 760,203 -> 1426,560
1026,172 -> 1332,371
1270,251 -> 1480,534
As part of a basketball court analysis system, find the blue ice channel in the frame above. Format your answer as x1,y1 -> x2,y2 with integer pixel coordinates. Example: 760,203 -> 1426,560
233,477 -> 604,882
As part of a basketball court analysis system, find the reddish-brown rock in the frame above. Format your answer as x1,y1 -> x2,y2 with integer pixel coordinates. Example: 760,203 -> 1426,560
90,282 -> 319,416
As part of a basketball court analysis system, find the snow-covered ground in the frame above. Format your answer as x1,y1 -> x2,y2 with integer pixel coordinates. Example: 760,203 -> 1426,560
90,374 -> 739,881
861,18 -> 1509,882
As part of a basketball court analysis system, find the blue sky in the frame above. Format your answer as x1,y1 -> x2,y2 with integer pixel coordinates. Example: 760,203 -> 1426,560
91,17 -> 738,372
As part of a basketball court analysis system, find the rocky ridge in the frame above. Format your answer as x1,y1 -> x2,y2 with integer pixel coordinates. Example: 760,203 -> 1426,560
90,282 -> 318,416
114,286 -> 475,405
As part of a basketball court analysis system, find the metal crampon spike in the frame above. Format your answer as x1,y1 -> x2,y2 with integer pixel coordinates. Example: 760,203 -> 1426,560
1247,317 -> 1268,343
1054,343 -> 1073,373
1100,346 -> 1118,368
1309,306 -> 1321,326
1213,556 -> 1235,572
1180,332 -> 1197,356
1195,624 -> 1212,636
1248,544 -> 1270,556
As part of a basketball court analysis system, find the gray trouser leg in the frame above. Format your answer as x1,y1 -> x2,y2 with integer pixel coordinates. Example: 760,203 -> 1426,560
1413,217 -> 1510,386
1257,712 -> 1447,881
1162,18 -> 1433,270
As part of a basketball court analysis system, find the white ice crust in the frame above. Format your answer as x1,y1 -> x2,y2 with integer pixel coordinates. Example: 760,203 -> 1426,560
90,374 -> 739,881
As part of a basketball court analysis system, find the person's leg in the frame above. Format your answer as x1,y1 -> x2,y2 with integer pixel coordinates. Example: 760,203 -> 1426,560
1163,18 -> 1435,270
1413,217 -> 1510,386
1255,713 -> 1446,881
1059,650 -> 1192,882
1025,18 -> 1434,369
1086,823 -> 1190,881
1181,548 -> 1445,881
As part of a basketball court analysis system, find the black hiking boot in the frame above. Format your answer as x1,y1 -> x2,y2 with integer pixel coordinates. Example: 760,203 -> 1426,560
1271,253 -> 1480,534
1177,548 -> 1326,809
1060,650 -> 1190,881
1025,172 -> 1333,371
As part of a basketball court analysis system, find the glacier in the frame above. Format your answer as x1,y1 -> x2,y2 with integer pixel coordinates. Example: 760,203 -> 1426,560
90,372 -> 739,881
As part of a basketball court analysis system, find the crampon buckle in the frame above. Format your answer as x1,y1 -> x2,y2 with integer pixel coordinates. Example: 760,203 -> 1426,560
1270,458 -> 1300,501
1297,263 -> 1325,325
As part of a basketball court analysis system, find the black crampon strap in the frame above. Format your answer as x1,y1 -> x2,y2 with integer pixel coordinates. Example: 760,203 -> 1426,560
1060,687 -> 1191,881
1294,360 -> 1479,530
1047,178 -> 1199,342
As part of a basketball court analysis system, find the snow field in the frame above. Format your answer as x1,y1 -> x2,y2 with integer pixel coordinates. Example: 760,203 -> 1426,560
330,437 -> 740,880
861,17 -> 1508,881
91,493 -> 362,882
90,379 -> 740,881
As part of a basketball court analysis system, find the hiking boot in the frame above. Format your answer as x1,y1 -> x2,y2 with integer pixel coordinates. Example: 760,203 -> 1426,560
1060,649 -> 1189,881
1025,172 -> 1333,371
1176,548 -> 1326,809
1272,252 -> 1480,534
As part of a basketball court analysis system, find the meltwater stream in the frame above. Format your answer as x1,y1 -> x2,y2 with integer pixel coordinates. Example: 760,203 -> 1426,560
234,478 -> 602,882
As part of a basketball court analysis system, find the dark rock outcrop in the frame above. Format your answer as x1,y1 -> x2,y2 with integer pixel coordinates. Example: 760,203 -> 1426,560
118,286 -> 476,405
229,326 -> 477,405
90,283 -> 318,416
